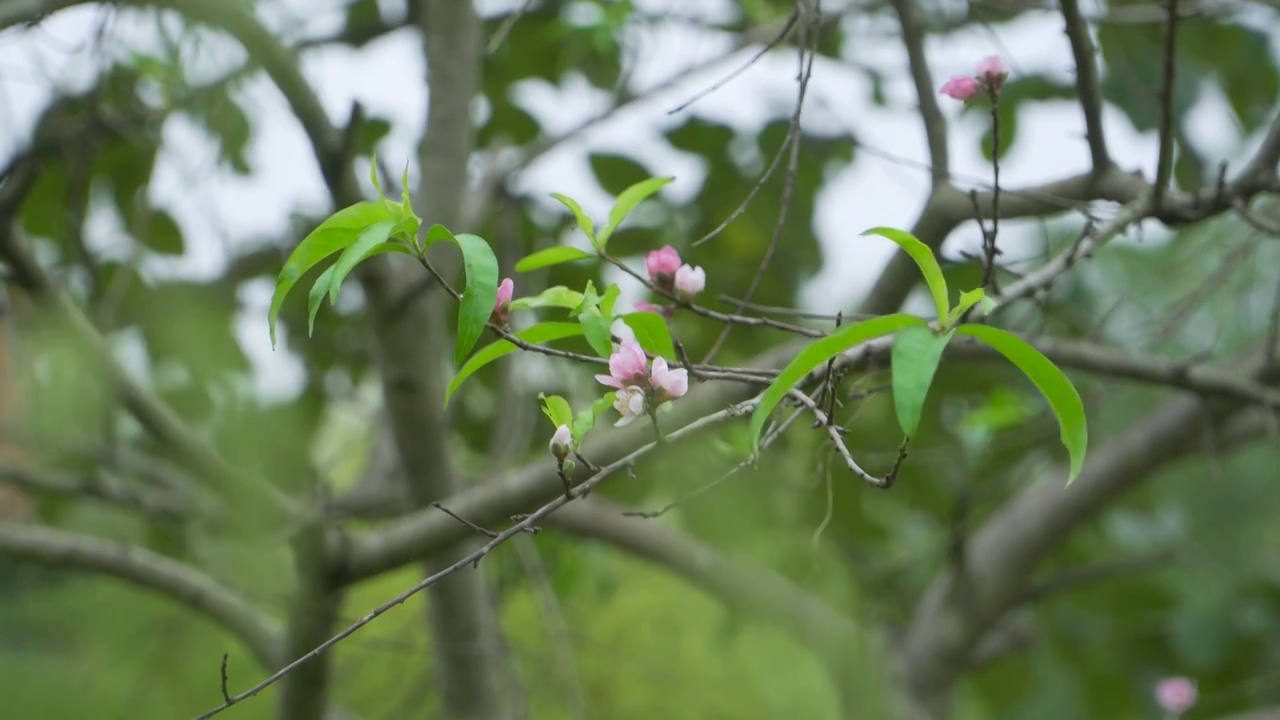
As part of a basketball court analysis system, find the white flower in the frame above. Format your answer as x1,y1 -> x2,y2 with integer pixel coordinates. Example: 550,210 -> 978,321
673,264 -> 705,300
613,386 -> 647,427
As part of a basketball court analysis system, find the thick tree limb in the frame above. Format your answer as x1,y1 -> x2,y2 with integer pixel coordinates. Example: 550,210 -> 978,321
0,520 -> 281,669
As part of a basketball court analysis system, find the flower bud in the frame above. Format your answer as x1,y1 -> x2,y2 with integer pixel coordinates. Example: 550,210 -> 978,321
549,424 -> 572,461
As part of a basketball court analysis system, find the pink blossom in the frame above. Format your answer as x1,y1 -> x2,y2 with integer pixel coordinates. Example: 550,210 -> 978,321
549,424 -> 572,460
650,357 -> 688,402
613,386 -> 647,427
595,339 -> 649,389
490,277 -> 514,325
673,264 -> 705,300
1155,677 -> 1197,715
645,246 -> 682,285
634,301 -> 674,320
976,54 -> 1008,90
940,75 -> 979,101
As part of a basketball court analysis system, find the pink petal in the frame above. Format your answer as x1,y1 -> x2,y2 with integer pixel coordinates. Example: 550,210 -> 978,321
595,374 -> 624,389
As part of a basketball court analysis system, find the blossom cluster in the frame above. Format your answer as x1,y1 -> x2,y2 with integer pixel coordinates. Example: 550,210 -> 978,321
595,338 -> 688,427
939,54 -> 1009,102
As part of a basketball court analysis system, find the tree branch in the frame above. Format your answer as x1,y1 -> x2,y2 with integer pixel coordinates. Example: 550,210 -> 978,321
890,0 -> 949,184
1059,0 -> 1111,171
0,521 -> 281,669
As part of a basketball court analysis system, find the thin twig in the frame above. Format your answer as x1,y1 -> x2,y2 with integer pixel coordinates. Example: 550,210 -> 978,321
429,502 -> 499,539
666,9 -> 799,114
1152,0 -> 1180,209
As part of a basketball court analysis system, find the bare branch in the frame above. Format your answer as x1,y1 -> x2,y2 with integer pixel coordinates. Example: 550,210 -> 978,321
0,521 -> 281,668
1059,0 -> 1111,170
891,0 -> 950,183
1152,0 -> 1181,208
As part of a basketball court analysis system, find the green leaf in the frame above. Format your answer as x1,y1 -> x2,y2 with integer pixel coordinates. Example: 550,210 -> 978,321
572,392 -> 616,445
598,284 -> 622,316
890,324 -> 954,437
579,311 -> 615,358
327,220 -> 396,305
140,209 -> 185,255
538,393 -> 574,429
269,201 -> 397,347
424,223 -> 454,247
550,192 -> 597,246
861,227 -> 950,323
445,322 -> 584,405
451,233 -> 501,366
571,281 -> 602,318
748,314 -> 925,450
956,324 -> 1088,484
510,286 -> 586,311
514,245 -> 596,272
369,152 -> 382,196
307,265 -> 338,337
620,312 -> 675,359
597,176 -> 672,248
944,288 -> 994,329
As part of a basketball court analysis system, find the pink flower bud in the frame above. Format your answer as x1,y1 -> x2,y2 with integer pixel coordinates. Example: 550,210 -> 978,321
650,357 -> 688,402
490,277 -> 514,325
634,301 -> 674,320
645,246 -> 682,287
975,54 -> 1009,90
673,264 -> 705,300
1155,677 -> 1197,715
939,75 -> 979,101
549,424 -> 572,460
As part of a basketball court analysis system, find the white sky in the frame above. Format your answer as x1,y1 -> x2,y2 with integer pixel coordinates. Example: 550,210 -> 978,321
1,0 -> 1277,401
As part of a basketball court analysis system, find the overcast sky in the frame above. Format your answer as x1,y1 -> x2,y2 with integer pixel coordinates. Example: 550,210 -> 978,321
1,0 -> 1277,400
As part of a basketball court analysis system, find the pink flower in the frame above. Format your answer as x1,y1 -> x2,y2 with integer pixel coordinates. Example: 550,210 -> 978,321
1155,677 -> 1197,715
650,357 -> 688,402
976,54 -> 1008,90
673,264 -> 705,300
595,339 -> 649,389
940,75 -> 979,101
613,386 -> 647,427
549,424 -> 572,460
645,246 -> 682,288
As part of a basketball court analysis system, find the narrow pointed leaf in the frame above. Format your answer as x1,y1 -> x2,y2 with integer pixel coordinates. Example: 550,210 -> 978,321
451,232 -> 500,366
862,227 -> 951,323
369,152 -> 382,195
957,324 -> 1088,484
550,192 -> 596,245
890,324 -> 954,436
944,288 -> 991,329
748,314 -> 924,450
307,265 -> 338,337
269,200 -> 396,347
598,176 -> 672,248
327,220 -> 396,304
514,245 -> 596,272
445,322 -> 584,405
620,311 -> 675,359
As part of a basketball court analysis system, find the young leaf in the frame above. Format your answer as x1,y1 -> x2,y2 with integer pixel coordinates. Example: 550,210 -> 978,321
890,324 -> 954,437
327,220 -> 396,305
424,223 -> 455,248
578,311 -> 615,358
956,324 -> 1088,484
369,152 -> 382,196
445,322 -> 584,405
538,393 -> 574,429
400,161 -> 413,214
620,312 -> 675,359
572,392 -> 616,445
451,233 -> 501,366
571,281 -> 602,318
943,288 -> 990,329
550,192 -> 597,246
269,201 -> 396,347
748,314 -> 925,450
598,176 -> 672,248
307,265 -> 338,337
861,227 -> 951,323
509,286 -> 586,311
514,246 -> 596,273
